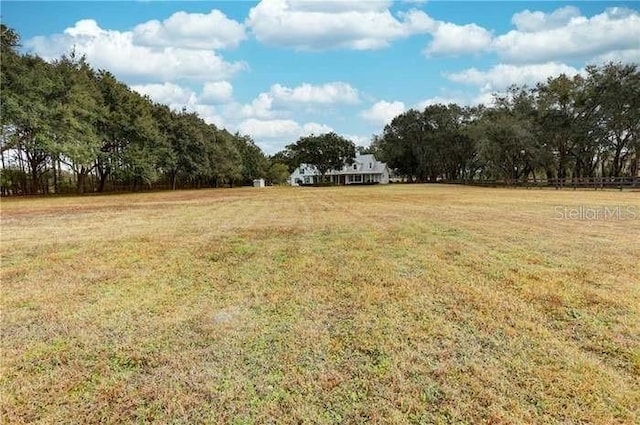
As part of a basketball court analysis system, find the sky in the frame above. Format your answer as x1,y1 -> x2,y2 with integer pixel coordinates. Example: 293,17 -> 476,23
2,1 -> 639,154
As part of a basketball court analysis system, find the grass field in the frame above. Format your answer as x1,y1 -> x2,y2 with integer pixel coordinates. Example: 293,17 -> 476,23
1,185 -> 639,424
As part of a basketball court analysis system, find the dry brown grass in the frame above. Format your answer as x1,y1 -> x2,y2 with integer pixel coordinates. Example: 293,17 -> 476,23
1,185 -> 639,424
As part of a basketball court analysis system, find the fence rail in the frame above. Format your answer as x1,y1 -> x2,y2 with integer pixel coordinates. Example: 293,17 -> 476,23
446,177 -> 639,190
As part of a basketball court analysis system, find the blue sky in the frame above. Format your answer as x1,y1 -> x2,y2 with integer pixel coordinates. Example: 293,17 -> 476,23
2,1 -> 639,153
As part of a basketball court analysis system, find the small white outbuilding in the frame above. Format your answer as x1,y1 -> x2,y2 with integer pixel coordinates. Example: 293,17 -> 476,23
253,178 -> 265,188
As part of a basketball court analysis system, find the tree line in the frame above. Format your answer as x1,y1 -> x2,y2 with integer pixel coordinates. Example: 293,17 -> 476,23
2,23 -> 638,195
0,26 -> 290,195
367,63 -> 639,183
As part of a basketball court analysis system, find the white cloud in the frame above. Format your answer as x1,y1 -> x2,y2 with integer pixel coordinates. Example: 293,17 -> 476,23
131,82 -> 197,106
398,9 -> 438,33
236,118 -> 347,153
246,0 -> 434,50
361,100 -> 406,125
591,49 -> 640,64
425,22 -> 493,56
199,81 -> 234,104
237,118 -> 333,140
130,82 -> 225,126
190,104 -> 225,128
511,6 -> 581,32
238,93 -> 277,119
128,79 -> 363,152
270,81 -> 359,105
420,6 -> 640,61
235,118 -> 336,154
495,7 -> 640,63
226,81 -> 361,121
26,19 -> 245,82
415,90 -> 505,108
301,122 -> 334,135
288,1 -> 392,13
344,134 -> 372,146
446,62 -> 581,92
63,19 -> 105,38
132,9 -> 246,50
238,119 -> 301,139
472,91 -> 498,107
416,96 -> 465,110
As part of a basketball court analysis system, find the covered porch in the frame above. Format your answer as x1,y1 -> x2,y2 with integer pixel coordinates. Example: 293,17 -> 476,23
328,173 -> 382,185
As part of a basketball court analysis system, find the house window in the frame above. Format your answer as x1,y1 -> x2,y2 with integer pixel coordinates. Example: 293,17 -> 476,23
353,164 -> 358,170
369,163 -> 372,169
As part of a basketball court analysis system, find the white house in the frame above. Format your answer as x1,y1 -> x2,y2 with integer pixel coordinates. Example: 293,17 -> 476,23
289,154 -> 390,186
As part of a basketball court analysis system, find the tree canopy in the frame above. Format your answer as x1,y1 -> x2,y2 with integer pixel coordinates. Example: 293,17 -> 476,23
371,63 -> 639,183
286,132 -> 356,181
0,25 -> 278,195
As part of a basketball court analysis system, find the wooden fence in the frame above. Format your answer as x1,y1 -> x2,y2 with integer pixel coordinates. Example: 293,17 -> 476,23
447,177 -> 640,190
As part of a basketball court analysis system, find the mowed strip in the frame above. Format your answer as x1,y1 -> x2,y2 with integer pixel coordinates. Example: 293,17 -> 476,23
1,185 -> 639,424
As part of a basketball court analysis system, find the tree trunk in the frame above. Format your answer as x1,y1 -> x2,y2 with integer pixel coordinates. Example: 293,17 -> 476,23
57,158 -> 63,193
30,168 -> 41,195
557,152 -> 567,187
77,167 -> 88,194
0,151 -> 5,196
98,174 -> 108,192
97,161 -> 110,193
612,145 -> 622,177
52,158 -> 58,194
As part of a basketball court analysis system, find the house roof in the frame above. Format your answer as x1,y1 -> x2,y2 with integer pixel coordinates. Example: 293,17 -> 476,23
291,154 -> 388,177
326,154 -> 388,175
